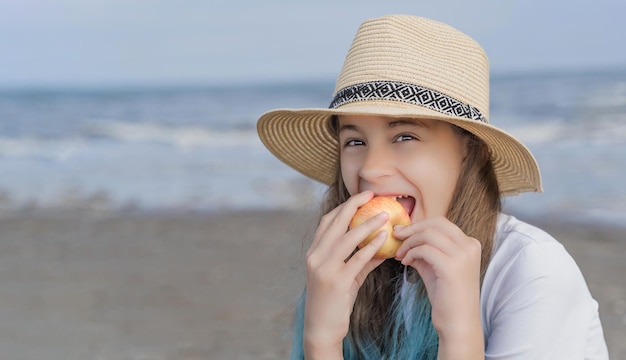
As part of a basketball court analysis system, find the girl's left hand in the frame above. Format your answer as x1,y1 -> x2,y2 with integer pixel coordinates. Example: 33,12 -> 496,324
393,216 -> 483,342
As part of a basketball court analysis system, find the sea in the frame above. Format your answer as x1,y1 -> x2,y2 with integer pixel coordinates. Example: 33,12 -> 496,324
1,69 -> 625,226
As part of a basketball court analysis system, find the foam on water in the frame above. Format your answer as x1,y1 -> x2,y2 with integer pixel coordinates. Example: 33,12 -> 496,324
502,120 -> 565,144
86,121 -> 262,149
0,137 -> 88,160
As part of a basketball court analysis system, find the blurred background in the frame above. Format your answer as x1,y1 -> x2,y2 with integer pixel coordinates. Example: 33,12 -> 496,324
0,0 -> 624,359
1,0 -> 626,221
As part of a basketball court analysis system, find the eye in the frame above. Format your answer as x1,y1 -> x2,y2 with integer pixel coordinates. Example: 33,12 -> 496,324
344,138 -> 365,147
394,134 -> 416,142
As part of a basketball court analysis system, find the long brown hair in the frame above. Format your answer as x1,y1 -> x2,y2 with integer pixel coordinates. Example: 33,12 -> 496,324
317,121 -> 501,350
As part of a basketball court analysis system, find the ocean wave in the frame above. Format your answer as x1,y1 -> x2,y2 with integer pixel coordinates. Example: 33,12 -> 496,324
504,121 -> 564,144
84,121 -> 262,148
504,117 -> 626,145
0,122 -> 263,159
0,137 -> 87,160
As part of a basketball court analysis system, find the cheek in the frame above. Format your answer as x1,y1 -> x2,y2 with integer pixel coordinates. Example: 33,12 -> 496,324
403,153 -> 462,217
430,158 -> 463,215
436,167 -> 461,206
340,154 -> 359,195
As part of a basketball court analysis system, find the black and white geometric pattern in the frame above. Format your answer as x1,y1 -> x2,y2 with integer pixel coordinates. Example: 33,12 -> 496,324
329,80 -> 486,123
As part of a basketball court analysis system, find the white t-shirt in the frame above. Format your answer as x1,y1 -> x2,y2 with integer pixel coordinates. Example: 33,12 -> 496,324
481,214 -> 608,359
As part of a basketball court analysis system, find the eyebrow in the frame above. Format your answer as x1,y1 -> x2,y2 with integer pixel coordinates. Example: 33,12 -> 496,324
389,118 -> 428,128
338,118 -> 427,133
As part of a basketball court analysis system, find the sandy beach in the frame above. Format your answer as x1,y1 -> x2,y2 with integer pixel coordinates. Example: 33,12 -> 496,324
0,209 -> 623,359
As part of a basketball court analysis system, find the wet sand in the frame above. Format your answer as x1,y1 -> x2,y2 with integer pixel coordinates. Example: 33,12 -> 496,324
0,210 -> 623,359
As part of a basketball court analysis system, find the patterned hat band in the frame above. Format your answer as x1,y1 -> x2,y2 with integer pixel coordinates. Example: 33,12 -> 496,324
329,80 -> 487,123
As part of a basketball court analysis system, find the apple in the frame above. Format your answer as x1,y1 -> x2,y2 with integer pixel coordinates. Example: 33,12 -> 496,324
350,196 -> 411,259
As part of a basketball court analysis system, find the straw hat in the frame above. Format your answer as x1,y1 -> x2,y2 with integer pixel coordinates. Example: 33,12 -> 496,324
257,15 -> 541,196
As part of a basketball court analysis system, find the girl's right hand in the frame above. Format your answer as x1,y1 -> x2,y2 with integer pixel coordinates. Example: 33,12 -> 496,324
303,190 -> 389,358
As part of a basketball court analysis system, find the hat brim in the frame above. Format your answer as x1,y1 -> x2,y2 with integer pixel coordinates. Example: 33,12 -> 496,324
257,101 -> 542,196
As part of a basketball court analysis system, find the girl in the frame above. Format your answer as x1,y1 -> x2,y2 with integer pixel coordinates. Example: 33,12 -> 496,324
257,15 -> 608,359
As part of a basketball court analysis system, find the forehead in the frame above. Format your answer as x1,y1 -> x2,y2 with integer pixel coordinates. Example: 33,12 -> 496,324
336,115 -> 431,131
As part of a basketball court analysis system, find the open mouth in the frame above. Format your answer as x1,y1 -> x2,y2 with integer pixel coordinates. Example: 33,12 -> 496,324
393,195 -> 415,218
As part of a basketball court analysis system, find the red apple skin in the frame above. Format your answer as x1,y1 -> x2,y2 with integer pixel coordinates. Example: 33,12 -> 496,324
350,196 -> 411,259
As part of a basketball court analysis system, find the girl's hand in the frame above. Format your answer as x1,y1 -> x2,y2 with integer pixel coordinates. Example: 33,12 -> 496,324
394,216 -> 484,357
303,190 -> 388,357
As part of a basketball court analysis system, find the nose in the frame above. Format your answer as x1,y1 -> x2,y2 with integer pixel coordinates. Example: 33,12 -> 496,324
359,145 -> 393,183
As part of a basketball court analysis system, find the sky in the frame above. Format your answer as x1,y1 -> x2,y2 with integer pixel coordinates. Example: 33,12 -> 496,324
1,0 -> 625,88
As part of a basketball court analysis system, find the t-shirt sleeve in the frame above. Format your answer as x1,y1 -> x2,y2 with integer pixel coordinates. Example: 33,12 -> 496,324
483,241 -> 605,360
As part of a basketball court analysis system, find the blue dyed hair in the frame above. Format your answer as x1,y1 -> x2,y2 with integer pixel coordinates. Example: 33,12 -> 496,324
289,271 -> 438,359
